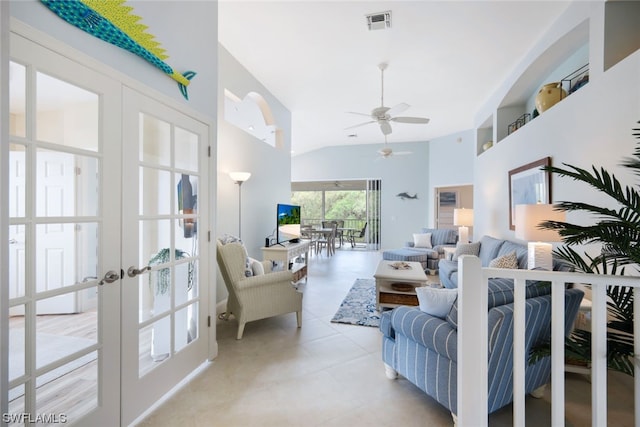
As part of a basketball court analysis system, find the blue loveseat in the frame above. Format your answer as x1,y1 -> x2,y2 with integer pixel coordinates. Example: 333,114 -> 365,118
438,235 -> 573,288
380,277 -> 584,419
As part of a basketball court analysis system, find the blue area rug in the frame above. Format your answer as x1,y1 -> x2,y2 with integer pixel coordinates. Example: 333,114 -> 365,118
331,278 -> 380,327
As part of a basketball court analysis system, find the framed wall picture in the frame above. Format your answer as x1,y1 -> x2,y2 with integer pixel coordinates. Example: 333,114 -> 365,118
508,157 -> 551,230
439,191 -> 458,207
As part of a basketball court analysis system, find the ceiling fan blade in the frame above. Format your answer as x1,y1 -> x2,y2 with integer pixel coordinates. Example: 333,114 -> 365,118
394,151 -> 412,156
344,120 -> 375,130
390,116 -> 430,124
386,102 -> 410,117
379,121 -> 392,135
347,111 -> 373,117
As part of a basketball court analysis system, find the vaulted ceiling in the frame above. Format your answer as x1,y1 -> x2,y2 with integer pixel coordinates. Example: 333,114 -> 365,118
219,1 -> 572,155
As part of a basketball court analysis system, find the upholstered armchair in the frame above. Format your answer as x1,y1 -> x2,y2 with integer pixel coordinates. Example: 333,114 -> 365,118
216,240 -> 303,339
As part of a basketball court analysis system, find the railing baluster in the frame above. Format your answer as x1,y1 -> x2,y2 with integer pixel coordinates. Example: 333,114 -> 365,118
551,280 -> 566,426
458,255 -> 487,426
513,277 -> 526,427
591,284 -> 607,426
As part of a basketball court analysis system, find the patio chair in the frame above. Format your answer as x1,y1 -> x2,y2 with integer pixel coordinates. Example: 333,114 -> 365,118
347,222 -> 367,248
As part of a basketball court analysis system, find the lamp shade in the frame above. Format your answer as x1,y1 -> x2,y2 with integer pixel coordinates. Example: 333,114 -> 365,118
453,208 -> 474,227
229,171 -> 251,183
514,204 -> 565,242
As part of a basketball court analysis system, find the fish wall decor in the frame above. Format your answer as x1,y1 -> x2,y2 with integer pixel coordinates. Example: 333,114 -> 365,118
396,192 -> 418,200
41,0 -> 196,100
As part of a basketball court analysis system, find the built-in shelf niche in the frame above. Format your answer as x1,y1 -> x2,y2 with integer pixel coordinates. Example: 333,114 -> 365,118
494,19 -> 589,144
476,114 -> 493,156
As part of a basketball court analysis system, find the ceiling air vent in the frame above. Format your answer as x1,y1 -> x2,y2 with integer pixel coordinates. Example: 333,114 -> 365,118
366,11 -> 391,31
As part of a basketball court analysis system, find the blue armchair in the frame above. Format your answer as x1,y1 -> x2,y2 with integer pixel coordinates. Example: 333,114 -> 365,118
380,277 -> 584,420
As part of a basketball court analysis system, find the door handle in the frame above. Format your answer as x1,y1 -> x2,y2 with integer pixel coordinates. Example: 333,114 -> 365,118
99,270 -> 120,286
9,239 -> 18,245
127,265 -> 151,278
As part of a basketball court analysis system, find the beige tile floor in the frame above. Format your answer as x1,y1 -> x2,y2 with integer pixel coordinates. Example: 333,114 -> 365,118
137,248 -> 634,427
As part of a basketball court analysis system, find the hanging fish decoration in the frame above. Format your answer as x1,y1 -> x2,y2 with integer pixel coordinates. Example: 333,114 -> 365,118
40,0 -> 196,100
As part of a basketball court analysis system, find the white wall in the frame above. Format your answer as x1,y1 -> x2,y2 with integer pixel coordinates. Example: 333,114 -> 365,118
292,140 -> 430,249
10,0 -> 218,116
472,0 -> 640,249
427,129 -> 476,227
475,51 -> 640,243
217,46 -> 292,301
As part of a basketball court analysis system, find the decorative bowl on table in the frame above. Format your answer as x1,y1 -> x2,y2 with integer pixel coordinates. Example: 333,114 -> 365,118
389,261 -> 412,270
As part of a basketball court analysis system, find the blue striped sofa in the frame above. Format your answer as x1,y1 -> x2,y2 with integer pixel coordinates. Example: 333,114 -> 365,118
438,235 -> 574,288
380,277 -> 584,419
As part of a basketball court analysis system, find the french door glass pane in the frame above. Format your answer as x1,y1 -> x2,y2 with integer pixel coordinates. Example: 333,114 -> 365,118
139,317 -> 171,377
36,354 -> 98,421
34,300 -> 97,369
9,61 -> 26,138
175,260 -> 198,306
175,303 -> 198,353
9,144 -> 26,217
140,113 -> 171,166
140,219 -> 171,271
8,312 -> 25,382
140,167 -> 171,215
35,149 -> 99,217
35,222 -> 98,291
9,224 -> 26,299
36,72 -> 99,152
174,126 -> 199,172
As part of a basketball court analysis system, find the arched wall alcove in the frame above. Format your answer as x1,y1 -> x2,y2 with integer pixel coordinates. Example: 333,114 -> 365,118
223,89 -> 282,148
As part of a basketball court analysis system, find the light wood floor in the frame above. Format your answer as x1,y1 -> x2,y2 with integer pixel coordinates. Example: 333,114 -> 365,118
8,311 -> 98,425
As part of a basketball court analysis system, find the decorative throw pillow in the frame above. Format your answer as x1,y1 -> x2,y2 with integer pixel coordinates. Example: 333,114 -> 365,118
218,234 -> 242,245
415,286 -> 458,319
413,233 -> 432,248
452,241 -> 481,261
249,258 -> 265,276
489,251 -> 519,269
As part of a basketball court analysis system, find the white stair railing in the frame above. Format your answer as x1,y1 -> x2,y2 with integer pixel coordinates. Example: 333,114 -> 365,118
456,255 -> 640,427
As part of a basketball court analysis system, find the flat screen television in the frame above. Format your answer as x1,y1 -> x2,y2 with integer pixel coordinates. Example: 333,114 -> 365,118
276,203 -> 301,244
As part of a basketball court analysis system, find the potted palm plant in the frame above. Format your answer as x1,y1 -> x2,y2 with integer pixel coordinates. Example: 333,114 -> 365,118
533,121 -> 640,376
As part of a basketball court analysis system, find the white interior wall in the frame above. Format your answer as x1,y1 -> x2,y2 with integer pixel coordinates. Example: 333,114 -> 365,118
217,46 -> 292,302
475,51 -> 640,244
427,129 -> 476,227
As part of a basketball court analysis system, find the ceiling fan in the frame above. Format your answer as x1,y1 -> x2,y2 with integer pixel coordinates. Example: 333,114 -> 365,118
375,136 -> 412,160
346,62 -> 430,136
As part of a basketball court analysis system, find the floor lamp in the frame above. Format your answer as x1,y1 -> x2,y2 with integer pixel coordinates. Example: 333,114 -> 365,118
453,208 -> 474,245
229,172 -> 251,239
514,204 -> 564,270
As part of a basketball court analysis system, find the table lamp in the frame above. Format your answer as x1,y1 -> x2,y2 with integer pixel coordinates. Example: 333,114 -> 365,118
514,204 -> 565,270
453,208 -> 474,244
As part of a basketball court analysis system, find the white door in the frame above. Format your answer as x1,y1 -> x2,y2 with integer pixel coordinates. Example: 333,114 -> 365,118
120,88 -> 209,424
8,34 -> 121,425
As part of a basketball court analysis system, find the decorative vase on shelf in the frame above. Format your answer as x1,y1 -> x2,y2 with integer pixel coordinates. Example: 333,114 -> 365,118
535,82 -> 567,113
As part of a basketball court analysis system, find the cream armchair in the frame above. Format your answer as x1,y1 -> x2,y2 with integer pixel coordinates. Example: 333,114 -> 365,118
216,240 -> 303,339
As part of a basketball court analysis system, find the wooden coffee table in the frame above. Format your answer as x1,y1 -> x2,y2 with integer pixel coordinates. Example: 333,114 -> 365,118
374,260 -> 428,310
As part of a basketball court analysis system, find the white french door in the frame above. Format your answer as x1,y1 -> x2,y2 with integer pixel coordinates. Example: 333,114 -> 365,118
120,88 -> 209,425
7,30 -> 210,426
8,33 -> 121,425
